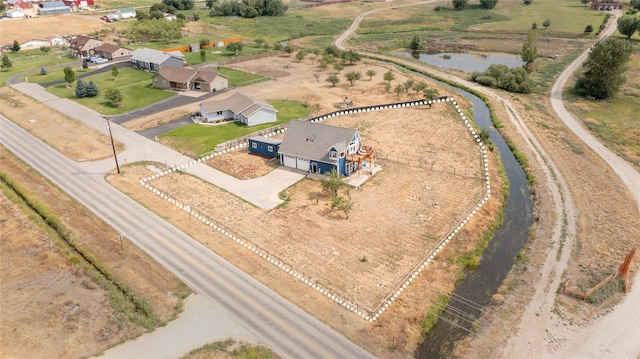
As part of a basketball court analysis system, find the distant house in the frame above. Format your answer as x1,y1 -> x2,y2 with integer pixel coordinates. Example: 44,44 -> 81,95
19,39 -> 52,49
163,12 -> 177,21
199,93 -> 277,126
69,36 -> 104,57
10,0 -> 32,10
4,9 -> 26,18
94,43 -> 132,60
188,43 -> 200,52
130,48 -> 184,71
591,0 -> 625,10
115,7 -> 136,19
38,1 -> 71,15
278,120 -> 366,176
248,136 -> 281,158
152,67 -> 228,92
62,0 -> 94,10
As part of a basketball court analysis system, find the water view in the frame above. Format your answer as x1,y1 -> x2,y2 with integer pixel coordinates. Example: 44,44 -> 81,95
397,52 -> 526,72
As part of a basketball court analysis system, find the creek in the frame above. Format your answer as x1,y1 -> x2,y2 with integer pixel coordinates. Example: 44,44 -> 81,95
417,82 -> 534,358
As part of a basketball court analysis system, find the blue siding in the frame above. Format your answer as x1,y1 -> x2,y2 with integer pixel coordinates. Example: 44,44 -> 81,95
249,139 -> 279,158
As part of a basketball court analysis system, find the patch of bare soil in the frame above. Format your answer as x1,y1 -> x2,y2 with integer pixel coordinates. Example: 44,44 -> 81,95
0,14 -> 107,45
0,149 -> 189,358
0,87 -> 120,161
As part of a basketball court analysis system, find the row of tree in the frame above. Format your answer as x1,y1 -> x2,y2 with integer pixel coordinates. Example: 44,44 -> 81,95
206,0 -> 287,18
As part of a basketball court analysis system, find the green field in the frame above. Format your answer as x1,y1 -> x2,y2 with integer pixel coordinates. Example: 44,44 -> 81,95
160,100 -> 311,156
46,68 -> 174,115
0,50 -> 77,87
217,67 -> 269,86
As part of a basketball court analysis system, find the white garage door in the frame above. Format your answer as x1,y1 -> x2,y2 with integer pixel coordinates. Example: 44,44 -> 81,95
297,158 -> 309,171
283,155 -> 296,168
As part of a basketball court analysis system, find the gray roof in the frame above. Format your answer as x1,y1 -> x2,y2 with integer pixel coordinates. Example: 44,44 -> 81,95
200,93 -> 276,117
131,48 -> 184,65
249,136 -> 282,145
278,120 -> 358,163
40,1 -> 69,9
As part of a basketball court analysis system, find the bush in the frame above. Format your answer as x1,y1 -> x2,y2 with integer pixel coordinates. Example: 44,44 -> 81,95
471,65 -> 533,93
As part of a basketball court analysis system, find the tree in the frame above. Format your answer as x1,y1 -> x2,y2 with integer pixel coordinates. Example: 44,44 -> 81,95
295,49 -> 307,63
105,88 -> 123,106
111,64 -> 119,79
82,58 -> 88,69
345,71 -> 362,85
40,67 -> 47,75
410,34 -> 422,51
200,49 -> 207,62
523,0 -> 533,4
542,18 -> 551,29
284,44 -> 295,57
75,79 -> 87,98
574,38 -> 633,100
206,0 -> 216,8
581,0 -> 590,6
226,41 -> 243,54
320,169 -> 347,196
188,12 -> 199,21
86,81 -> 100,97
312,48 -> 321,62
404,79 -> 415,93
479,0 -> 498,9
521,28 -> 538,66
1,54 -> 13,70
163,0 -> 194,10
531,22 -> 537,30
333,63 -> 344,73
383,70 -> 395,84
584,24 -> 594,34
326,74 -> 340,86
330,195 -> 352,219
617,14 -> 640,39
63,66 -> 75,86
424,88 -> 439,100
40,46 -> 51,54
632,0 -> 640,10
365,69 -> 376,80
412,81 -> 428,95
394,83 -> 403,96
341,50 -> 361,64
199,38 -> 210,48
12,40 -> 20,52
384,83 -> 391,93
452,0 -> 468,10
273,42 -> 283,51
136,11 -> 150,20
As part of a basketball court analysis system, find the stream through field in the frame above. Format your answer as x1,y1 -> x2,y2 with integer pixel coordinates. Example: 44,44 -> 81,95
416,80 -> 534,358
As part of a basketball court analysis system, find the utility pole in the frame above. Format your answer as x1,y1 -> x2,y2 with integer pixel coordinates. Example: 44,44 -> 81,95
106,118 -> 120,174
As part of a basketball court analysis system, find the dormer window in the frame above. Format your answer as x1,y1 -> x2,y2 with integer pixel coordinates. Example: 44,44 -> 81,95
330,150 -> 337,159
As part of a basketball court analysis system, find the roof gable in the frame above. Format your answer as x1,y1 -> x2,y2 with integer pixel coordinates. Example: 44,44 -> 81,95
278,120 -> 358,162
118,7 -> 135,13
200,92 -> 276,116
154,67 -> 198,83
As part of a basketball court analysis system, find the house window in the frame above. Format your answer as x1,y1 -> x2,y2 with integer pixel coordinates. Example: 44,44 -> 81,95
330,150 -> 337,159
252,142 -> 257,149
163,80 -> 167,85
267,145 -> 273,152
217,111 -> 223,115
340,152 -> 345,158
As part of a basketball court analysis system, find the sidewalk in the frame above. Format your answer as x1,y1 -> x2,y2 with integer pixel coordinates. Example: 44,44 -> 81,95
10,82 -> 303,210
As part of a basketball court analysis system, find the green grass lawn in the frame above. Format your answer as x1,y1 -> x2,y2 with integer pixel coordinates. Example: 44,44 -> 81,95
160,100 -> 311,156
46,68 -> 174,115
0,51 -> 77,87
564,52 -> 640,168
217,67 -> 269,86
477,0 -> 608,34
25,65 -> 102,84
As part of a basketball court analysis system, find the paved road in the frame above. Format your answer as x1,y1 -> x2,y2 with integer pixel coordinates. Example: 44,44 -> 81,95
1,113 -> 374,359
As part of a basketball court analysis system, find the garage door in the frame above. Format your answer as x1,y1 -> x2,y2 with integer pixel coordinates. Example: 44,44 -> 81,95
297,158 -> 309,171
283,155 -> 296,168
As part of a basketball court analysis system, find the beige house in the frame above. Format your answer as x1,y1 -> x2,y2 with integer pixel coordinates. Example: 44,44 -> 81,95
69,36 -> 104,57
152,67 -> 228,92
94,43 -> 132,60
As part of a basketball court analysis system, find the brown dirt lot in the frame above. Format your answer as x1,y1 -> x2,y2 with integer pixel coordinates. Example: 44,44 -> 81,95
0,14 -> 107,46
0,149 -> 190,358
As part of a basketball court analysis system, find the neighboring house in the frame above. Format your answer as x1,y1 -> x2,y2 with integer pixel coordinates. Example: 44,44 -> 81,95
19,39 -> 52,49
591,0 -> 625,10
130,48 -> 184,71
10,1 -> 32,10
94,43 -> 132,60
115,7 -> 136,19
163,12 -> 177,21
248,136 -> 281,158
62,0 -> 94,10
188,43 -> 200,52
199,93 -> 277,126
69,35 -> 104,57
152,67 -> 228,92
278,120 -> 364,176
38,1 -> 71,15
4,9 -> 26,17
48,35 -> 69,48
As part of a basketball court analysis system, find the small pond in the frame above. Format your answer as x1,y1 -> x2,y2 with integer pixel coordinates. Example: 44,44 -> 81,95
396,52 -> 526,72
